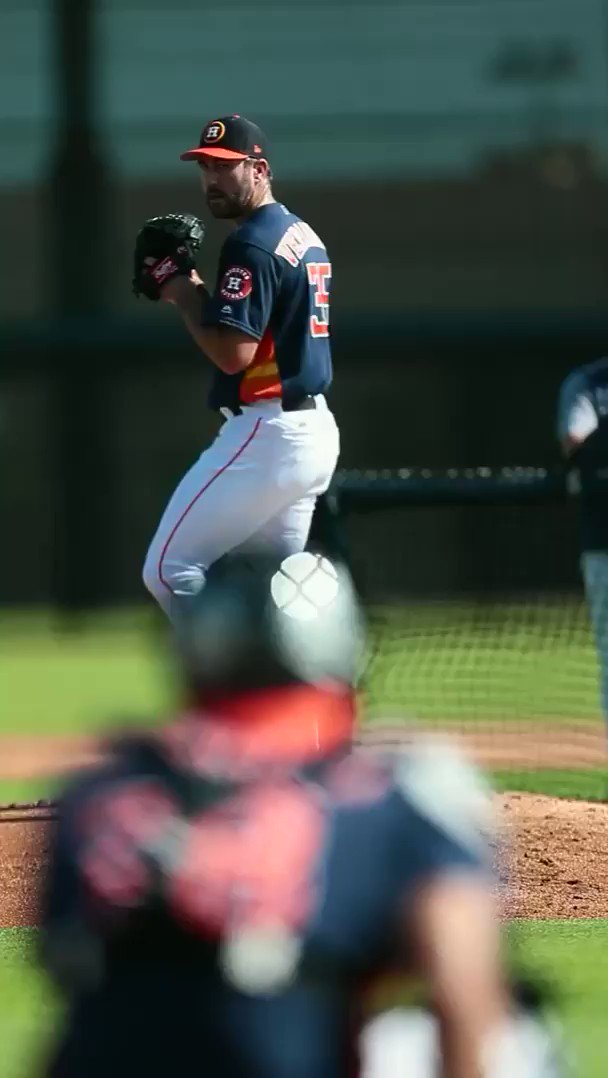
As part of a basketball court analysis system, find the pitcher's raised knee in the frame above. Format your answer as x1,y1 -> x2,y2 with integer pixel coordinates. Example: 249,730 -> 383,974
145,551 -> 206,601
142,548 -> 165,606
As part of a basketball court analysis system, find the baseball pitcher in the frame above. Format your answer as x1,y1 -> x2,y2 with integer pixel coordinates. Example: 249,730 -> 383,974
132,115 -> 339,616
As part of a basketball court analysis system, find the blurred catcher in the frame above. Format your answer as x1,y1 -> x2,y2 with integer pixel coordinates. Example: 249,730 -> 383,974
40,550 -> 564,1077
133,114 -> 339,619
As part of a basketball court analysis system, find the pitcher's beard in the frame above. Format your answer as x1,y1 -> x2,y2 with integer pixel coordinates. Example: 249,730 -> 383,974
206,192 -> 245,219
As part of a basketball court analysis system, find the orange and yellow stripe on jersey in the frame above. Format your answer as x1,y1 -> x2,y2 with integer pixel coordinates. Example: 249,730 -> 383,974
239,328 -> 282,403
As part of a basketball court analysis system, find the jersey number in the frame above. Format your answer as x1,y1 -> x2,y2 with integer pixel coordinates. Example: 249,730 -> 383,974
307,262 -> 331,338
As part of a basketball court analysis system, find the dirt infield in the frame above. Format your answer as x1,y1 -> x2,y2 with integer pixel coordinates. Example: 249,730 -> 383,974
0,722 -> 605,779
362,721 -> 607,769
2,793 -> 607,927
499,792 -> 608,918
0,735 -> 103,780
0,730 -> 607,927
0,810 -> 53,928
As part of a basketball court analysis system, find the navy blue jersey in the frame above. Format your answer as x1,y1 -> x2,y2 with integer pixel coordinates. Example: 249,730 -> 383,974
202,203 -> 332,412
41,732 -> 488,1078
557,357 -> 608,551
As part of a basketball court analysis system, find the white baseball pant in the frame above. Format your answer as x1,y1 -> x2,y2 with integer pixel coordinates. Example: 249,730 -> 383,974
142,395 -> 340,616
581,550 -> 608,724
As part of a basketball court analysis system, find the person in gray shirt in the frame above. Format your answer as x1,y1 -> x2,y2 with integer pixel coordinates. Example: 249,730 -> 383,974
557,357 -> 608,730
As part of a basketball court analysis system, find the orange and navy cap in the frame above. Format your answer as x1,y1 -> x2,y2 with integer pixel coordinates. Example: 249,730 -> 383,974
180,115 -> 269,162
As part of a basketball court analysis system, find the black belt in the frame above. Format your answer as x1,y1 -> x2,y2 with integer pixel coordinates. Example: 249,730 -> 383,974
221,395 -> 318,418
284,395 -> 317,412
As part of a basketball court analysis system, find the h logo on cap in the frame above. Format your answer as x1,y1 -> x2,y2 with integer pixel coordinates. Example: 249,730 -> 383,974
204,121 -> 225,143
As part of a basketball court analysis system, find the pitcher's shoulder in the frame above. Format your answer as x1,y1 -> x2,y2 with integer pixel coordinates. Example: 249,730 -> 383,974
229,203 -> 296,253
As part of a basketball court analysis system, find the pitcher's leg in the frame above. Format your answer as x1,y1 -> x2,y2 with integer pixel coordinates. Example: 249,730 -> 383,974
142,417 -> 266,614
249,408 -> 340,558
249,493 -> 319,559
143,403 -> 340,617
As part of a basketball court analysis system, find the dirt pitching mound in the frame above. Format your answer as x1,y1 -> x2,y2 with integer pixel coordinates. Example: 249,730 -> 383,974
499,792 -> 608,919
0,809 -> 55,927
1,793 -> 607,927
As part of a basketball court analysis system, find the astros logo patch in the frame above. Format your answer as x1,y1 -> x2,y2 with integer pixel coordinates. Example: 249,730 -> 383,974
220,266 -> 253,301
204,120 -> 226,143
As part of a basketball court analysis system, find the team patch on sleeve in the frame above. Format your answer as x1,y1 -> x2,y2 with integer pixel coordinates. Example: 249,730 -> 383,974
220,266 -> 253,301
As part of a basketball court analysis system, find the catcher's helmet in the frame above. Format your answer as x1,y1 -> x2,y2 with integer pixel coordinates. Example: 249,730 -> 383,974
172,550 -> 366,695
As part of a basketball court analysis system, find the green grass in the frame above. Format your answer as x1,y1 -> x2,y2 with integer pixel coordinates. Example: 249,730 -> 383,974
507,920 -> 608,1078
1,608 -> 177,734
1,603 -> 605,801
2,600 -> 603,734
0,778 -> 64,805
364,599 -> 601,723
493,769 -> 607,801
0,929 -> 61,1078
0,921 -> 605,1077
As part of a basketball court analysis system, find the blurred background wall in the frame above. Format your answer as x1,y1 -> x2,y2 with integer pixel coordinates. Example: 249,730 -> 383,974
2,0 -> 608,605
